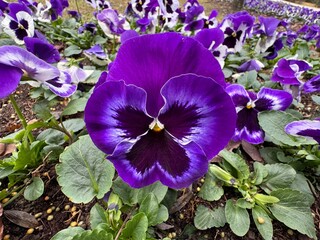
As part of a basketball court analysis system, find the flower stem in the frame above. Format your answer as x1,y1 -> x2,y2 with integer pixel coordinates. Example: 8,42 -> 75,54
9,95 -> 34,142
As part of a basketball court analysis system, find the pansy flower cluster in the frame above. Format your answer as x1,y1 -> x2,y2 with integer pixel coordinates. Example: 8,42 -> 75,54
0,0 -> 319,192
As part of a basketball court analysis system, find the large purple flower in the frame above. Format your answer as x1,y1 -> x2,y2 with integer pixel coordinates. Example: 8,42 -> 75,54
0,45 -> 75,98
226,84 -> 293,144
85,33 -> 236,189
285,120 -> 320,144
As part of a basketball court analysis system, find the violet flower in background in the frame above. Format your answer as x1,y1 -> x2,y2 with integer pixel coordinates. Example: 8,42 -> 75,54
85,0 -> 111,10
97,8 -> 129,36
237,59 -> 264,73
271,58 -> 312,86
226,84 -> 293,144
304,74 -> 320,93
85,32 -> 236,188
24,37 -> 60,63
0,46 -> 76,98
0,0 -> 8,12
84,44 -> 107,59
50,0 -> 68,20
219,11 -> 255,53
285,120 -> 320,144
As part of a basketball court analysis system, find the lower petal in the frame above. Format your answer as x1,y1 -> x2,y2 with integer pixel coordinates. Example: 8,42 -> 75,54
44,71 -> 77,97
109,130 -> 208,189
235,108 -> 264,144
0,64 -> 22,98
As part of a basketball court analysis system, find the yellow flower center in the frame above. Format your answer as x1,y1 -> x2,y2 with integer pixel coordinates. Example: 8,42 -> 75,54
149,119 -> 164,132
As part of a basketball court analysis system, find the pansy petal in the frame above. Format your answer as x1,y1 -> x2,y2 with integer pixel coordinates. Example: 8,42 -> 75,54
109,130 -> 208,189
285,120 -> 320,143
85,81 -> 153,154
0,46 -> 60,81
275,59 -> 295,78
194,28 -> 224,50
303,74 -> 320,93
255,87 -> 293,111
107,32 -> 225,117
234,108 -> 264,144
0,63 -> 22,98
288,59 -> 312,72
44,71 -> 77,97
158,74 -> 236,159
225,84 -> 250,107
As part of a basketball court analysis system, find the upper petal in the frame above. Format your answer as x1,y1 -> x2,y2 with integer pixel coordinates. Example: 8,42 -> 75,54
107,32 -> 225,117
0,63 -> 22,98
158,74 -> 236,159
225,84 -> 251,107
285,120 -> 320,143
255,87 -> 293,111
108,129 -> 208,189
84,80 -> 153,154
303,74 -> 320,93
0,45 -> 60,81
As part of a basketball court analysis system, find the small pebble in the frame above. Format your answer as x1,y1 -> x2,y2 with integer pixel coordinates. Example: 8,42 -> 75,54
257,217 -> 265,224
34,212 -> 43,218
168,233 -> 173,239
44,196 -> 50,201
179,213 -> 184,219
11,192 -> 17,196
64,205 -> 71,211
2,198 -> 9,204
26,228 -> 34,235
287,229 -> 294,236
71,206 -> 77,212
47,215 -> 54,221
200,178 -> 205,183
220,232 -> 225,238
46,208 -> 53,214
55,207 -> 61,212
3,234 -> 10,240
196,187 -> 201,192
171,232 -> 176,238
70,221 -> 78,227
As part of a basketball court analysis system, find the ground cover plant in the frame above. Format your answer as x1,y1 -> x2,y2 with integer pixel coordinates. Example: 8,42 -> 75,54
0,0 -> 319,239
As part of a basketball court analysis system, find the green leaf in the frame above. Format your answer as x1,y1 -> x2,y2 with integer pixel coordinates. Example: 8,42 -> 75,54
33,100 -> 53,121
259,111 -> 316,146
139,193 -> 168,226
90,203 -> 108,229
24,177 -> 44,201
64,45 -> 82,57
237,70 -> 261,90
225,199 -> 250,237
62,98 -> 88,116
296,42 -> 309,59
194,205 -> 226,230
120,213 -> 148,240
252,206 -> 273,240
261,163 -> 296,194
223,68 -> 233,78
219,149 -> 250,180
72,229 -> 113,240
199,171 -> 224,201
311,95 -> 320,105
269,189 -> 316,239
290,173 -> 313,196
112,178 -> 167,206
51,227 -> 85,240
252,162 -> 268,185
63,118 -> 85,133
56,135 -> 115,203
236,198 -> 255,209
259,147 -> 282,164
14,141 -> 46,170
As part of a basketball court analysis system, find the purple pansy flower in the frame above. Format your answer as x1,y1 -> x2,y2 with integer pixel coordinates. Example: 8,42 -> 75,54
84,44 -> 107,59
0,45 -> 75,98
219,11 -> 255,53
85,33 -> 236,189
304,74 -> 320,93
271,58 -> 312,86
238,59 -> 264,73
50,0 -> 68,20
97,8 -> 129,36
24,37 -> 60,63
285,120 -> 320,144
226,84 -> 293,144
1,4 -> 34,44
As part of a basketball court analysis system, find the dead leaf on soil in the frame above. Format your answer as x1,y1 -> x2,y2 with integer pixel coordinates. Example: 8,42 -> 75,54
169,186 -> 193,214
241,140 -> 264,162
0,143 -> 16,157
4,210 -> 39,228
156,223 -> 174,230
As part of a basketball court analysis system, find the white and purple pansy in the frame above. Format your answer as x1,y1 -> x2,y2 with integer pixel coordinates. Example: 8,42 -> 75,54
304,74 -> 320,93
226,84 -> 293,144
0,45 -> 76,98
97,8 -> 129,36
271,58 -> 312,86
219,11 -> 255,53
1,3 -> 34,44
85,32 -> 236,189
285,119 -> 320,144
